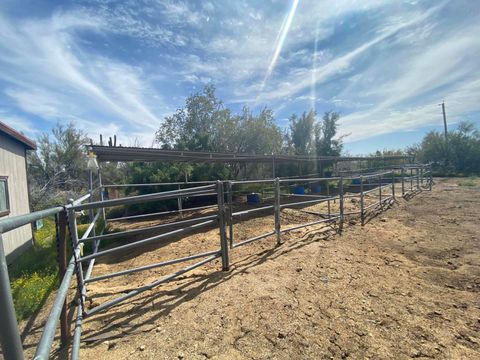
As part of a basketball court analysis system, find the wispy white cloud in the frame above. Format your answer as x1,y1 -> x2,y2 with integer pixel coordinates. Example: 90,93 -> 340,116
0,111 -> 37,136
0,9 -> 168,143
0,0 -> 478,151
338,19 -> 480,142
251,3 -> 447,104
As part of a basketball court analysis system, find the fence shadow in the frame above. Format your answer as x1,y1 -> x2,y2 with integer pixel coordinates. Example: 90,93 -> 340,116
402,189 -> 423,201
62,194 -> 412,350
39,172 -> 433,358
361,199 -> 396,226
76,225 -> 338,347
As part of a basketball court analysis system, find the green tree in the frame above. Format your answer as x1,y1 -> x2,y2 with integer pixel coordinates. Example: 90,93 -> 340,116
155,85 -> 283,180
288,110 -> 316,155
28,123 -> 89,209
156,84 -> 233,152
415,121 -> 480,175
315,111 -> 343,157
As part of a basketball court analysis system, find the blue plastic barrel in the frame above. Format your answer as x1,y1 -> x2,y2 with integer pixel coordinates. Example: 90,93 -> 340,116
247,193 -> 261,204
293,186 -> 305,195
311,184 -> 321,193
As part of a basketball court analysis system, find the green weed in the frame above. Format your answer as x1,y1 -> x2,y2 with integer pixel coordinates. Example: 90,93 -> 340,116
458,177 -> 477,187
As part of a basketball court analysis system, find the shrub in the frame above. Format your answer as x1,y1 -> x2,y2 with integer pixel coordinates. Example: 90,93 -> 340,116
11,272 -> 57,321
8,217 -> 59,320
458,177 -> 477,187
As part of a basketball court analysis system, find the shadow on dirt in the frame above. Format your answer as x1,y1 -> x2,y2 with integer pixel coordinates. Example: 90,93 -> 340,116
53,188 -> 428,356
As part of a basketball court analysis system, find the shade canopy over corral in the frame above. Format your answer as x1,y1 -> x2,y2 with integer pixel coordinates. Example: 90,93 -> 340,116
88,145 -> 411,164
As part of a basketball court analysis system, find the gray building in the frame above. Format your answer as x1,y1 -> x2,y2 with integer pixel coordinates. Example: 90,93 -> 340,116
0,121 -> 36,261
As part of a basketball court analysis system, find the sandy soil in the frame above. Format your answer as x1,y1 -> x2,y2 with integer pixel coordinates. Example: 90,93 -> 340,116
19,178 -> 479,359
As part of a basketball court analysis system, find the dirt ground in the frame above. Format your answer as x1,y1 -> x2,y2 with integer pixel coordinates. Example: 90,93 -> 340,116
20,177 -> 479,359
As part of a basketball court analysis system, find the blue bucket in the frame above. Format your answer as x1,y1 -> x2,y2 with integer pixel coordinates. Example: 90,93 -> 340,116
293,186 -> 305,195
352,178 -> 361,185
311,184 -> 321,193
247,193 -> 261,204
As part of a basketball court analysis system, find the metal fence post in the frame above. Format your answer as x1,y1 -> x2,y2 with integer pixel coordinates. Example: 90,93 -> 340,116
378,174 -> 382,208
429,165 -> 433,191
56,211 -> 69,345
274,178 -> 281,244
420,166 -> 424,187
410,168 -> 413,191
98,170 -> 106,228
88,170 -> 95,237
339,176 -> 344,234
416,168 -> 420,190
326,180 -> 331,217
217,181 -> 229,271
67,207 -> 86,312
391,171 -> 395,200
227,181 -> 234,248
360,176 -> 364,226
401,167 -> 405,197
177,185 -> 183,218
0,233 -> 24,360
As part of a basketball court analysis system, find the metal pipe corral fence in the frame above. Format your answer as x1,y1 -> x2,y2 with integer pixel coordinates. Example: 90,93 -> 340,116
0,164 -> 432,359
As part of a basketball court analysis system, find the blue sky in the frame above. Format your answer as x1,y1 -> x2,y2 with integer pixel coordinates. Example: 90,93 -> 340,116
0,0 -> 479,154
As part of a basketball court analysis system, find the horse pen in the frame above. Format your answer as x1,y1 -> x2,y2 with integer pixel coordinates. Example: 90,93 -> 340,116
2,145 -> 479,359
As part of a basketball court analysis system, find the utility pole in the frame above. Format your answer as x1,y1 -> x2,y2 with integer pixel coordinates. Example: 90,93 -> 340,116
439,101 -> 449,167
439,101 -> 448,140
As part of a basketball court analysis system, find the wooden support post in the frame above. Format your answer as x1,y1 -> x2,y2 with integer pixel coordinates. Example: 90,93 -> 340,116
217,181 -> 229,271
360,176 -> 364,226
274,178 -> 281,244
56,211 -> 69,345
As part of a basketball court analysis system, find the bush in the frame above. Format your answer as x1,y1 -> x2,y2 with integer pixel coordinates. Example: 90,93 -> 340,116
416,121 -> 480,176
458,177 -> 477,187
9,217 -> 59,321
11,272 -> 57,321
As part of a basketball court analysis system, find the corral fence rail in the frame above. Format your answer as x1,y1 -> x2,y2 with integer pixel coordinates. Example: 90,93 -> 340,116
0,164 -> 432,360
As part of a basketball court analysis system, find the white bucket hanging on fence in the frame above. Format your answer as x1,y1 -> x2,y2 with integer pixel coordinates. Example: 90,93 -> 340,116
87,151 -> 99,170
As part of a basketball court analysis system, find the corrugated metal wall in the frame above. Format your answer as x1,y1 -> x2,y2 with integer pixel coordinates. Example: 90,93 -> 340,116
0,133 -> 33,260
